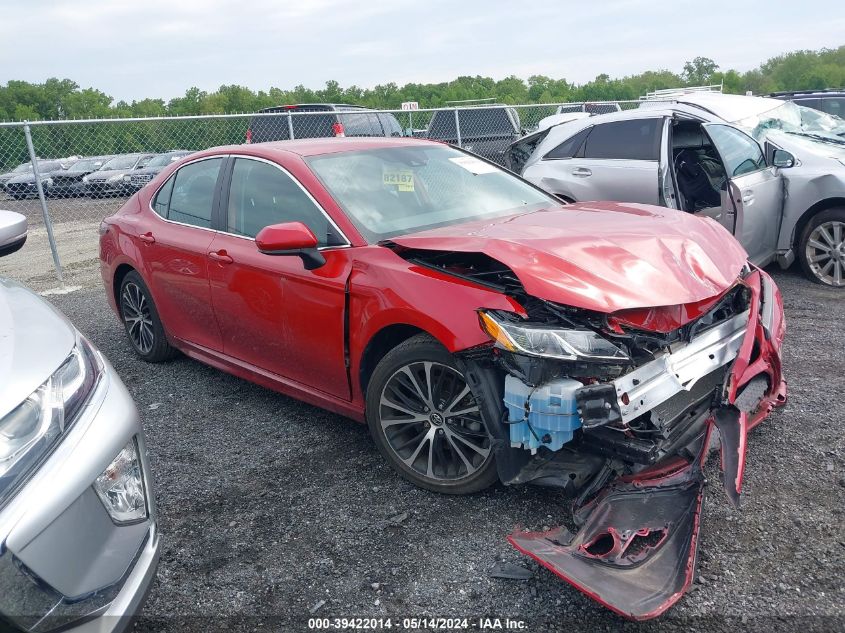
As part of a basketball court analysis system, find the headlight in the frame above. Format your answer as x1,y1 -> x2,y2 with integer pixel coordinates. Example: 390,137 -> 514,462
122,174 -> 131,182
0,337 -> 100,504
108,174 -> 123,182
94,438 -> 147,524
82,175 -> 89,183
479,310 -> 629,362
42,177 -> 53,187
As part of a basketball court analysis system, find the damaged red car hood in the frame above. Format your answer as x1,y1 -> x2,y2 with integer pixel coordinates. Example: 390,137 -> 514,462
391,202 -> 748,313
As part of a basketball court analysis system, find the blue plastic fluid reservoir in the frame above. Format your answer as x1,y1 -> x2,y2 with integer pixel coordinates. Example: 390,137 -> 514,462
503,374 -> 582,452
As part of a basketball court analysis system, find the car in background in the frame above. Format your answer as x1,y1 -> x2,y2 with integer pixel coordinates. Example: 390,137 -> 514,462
770,89 -> 845,118
505,112 -> 591,173
425,105 -> 522,165
84,153 -> 154,198
125,150 -> 194,192
99,137 -> 785,619
51,155 -> 115,197
0,210 -> 159,632
0,162 -> 33,190
3,159 -> 74,200
246,104 -> 404,144
517,92 -> 845,287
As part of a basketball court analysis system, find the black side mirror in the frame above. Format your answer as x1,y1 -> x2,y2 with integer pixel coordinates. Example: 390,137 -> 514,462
772,149 -> 795,168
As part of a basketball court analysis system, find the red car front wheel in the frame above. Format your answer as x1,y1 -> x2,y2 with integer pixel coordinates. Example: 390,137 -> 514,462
366,334 -> 498,494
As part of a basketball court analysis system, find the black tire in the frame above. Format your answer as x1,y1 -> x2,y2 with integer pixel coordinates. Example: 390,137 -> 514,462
798,207 -> 845,287
365,334 -> 498,494
118,271 -> 178,362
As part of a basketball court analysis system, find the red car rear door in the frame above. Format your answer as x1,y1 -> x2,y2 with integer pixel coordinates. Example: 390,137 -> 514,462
206,156 -> 352,400
141,156 -> 226,351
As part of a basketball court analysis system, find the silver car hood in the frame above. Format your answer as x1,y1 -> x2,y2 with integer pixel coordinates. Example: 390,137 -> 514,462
0,278 -> 75,419
766,130 -> 845,162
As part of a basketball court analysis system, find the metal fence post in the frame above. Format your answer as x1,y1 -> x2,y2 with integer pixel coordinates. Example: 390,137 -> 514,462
23,123 -> 64,284
453,108 -> 462,147
408,110 -> 413,136
287,112 -> 295,140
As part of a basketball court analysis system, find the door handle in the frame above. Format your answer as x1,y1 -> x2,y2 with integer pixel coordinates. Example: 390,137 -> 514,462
208,250 -> 233,265
138,232 -> 155,244
572,167 -> 592,177
741,190 -> 754,204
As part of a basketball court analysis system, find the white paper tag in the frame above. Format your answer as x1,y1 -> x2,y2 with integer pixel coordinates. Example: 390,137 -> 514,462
449,156 -> 499,175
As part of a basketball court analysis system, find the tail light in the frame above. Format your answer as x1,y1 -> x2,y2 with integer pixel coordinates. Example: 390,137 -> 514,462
246,128 -> 253,144
332,121 -> 345,137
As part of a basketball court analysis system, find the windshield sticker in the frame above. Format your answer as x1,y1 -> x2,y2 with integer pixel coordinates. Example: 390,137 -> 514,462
383,169 -> 415,192
449,155 -> 499,175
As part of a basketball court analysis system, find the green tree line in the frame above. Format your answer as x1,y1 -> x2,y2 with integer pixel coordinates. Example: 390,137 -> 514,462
1,46 -> 844,122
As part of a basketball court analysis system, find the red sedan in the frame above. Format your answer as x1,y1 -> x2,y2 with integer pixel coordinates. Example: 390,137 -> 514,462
99,137 -> 786,619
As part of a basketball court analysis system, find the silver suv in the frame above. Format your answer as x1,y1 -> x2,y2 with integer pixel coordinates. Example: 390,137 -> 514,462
518,93 -> 845,287
0,211 -> 159,632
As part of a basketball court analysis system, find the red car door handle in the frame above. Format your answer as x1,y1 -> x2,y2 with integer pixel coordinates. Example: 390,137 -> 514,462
138,232 -> 155,244
208,250 -> 234,264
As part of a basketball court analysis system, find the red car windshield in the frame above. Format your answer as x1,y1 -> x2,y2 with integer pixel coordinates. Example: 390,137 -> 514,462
306,145 -> 555,242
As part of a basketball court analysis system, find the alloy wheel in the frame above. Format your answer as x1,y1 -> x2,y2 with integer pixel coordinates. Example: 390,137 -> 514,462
121,282 -> 155,354
378,361 -> 491,481
806,220 -> 845,286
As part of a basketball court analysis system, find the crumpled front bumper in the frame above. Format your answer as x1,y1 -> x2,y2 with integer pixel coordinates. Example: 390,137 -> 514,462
508,268 -> 786,620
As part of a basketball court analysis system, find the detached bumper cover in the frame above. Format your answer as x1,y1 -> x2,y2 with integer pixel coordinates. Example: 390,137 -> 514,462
508,268 -> 786,620
510,455 -> 705,620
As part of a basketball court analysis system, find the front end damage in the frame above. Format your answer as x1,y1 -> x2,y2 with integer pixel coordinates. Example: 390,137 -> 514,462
461,265 -> 786,620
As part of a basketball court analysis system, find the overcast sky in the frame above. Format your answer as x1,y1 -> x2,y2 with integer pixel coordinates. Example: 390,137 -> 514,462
1,0 -> 843,103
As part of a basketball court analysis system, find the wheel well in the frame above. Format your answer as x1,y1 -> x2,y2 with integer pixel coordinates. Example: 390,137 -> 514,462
359,324 -> 427,396
113,264 -> 135,313
793,198 -> 845,249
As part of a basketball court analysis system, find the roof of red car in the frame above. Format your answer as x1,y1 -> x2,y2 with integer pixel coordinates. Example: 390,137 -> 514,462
232,137 -> 437,158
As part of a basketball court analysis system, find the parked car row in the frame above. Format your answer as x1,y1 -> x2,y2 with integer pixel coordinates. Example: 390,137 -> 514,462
246,102 -> 525,165
0,150 -> 194,200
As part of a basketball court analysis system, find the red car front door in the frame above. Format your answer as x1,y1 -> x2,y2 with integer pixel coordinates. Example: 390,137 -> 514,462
141,156 -> 226,351
206,156 -> 351,400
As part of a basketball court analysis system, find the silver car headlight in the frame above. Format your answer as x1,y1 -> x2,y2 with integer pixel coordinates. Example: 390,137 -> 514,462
0,336 -> 100,504
108,174 -> 123,182
81,175 -> 90,183
479,310 -> 629,362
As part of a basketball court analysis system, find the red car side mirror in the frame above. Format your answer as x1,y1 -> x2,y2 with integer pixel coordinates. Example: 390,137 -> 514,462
255,222 -> 325,270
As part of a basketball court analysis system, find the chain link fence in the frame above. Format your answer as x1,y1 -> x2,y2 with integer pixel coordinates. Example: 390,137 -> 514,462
0,100 -> 647,288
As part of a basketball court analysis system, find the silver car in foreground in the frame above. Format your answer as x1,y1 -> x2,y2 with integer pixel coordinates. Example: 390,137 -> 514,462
517,93 -> 845,287
0,211 -> 158,632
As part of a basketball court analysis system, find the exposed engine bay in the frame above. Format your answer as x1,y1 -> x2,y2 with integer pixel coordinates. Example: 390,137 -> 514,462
394,245 -> 787,619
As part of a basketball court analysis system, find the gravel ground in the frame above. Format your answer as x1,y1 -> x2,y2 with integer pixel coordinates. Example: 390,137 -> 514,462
40,265 -> 843,633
